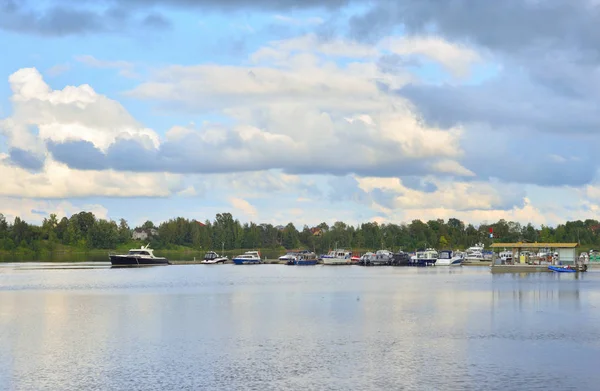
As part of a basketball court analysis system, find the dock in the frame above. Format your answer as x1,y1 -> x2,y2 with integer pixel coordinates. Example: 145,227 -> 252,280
489,242 -> 586,273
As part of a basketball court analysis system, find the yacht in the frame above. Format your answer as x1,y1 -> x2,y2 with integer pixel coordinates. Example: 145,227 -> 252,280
278,252 -> 298,262
233,251 -> 262,265
464,243 -> 487,262
436,250 -> 463,266
322,249 -> 352,265
109,244 -> 169,266
413,248 -> 438,266
201,251 -> 228,264
371,250 -> 394,266
391,251 -> 411,266
291,252 -> 319,265
359,252 -> 375,266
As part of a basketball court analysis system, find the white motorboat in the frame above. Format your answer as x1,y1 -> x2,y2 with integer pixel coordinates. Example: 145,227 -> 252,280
436,250 -> 463,266
464,243 -> 489,262
413,248 -> 438,265
233,251 -> 262,265
278,252 -> 298,261
201,251 -> 228,264
322,249 -> 352,265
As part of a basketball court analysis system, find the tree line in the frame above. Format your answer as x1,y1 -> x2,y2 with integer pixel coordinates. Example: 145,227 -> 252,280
0,211 -> 598,253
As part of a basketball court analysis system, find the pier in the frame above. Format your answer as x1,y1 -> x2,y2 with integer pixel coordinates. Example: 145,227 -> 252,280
490,242 -> 587,273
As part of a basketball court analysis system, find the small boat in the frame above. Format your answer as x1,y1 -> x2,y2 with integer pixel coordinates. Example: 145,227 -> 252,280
201,251 -> 228,264
292,252 -> 319,265
548,265 -> 576,273
360,250 -> 393,266
359,252 -> 375,265
109,244 -> 169,266
436,250 -> 463,266
322,249 -> 352,265
413,248 -> 438,266
465,243 -> 486,262
233,251 -> 262,265
391,251 -> 411,266
279,252 -> 298,262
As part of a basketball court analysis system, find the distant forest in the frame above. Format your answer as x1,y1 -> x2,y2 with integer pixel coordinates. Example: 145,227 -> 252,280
0,211 -> 598,253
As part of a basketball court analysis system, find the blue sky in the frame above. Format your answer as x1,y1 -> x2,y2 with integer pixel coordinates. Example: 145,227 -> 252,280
1,0 -> 599,228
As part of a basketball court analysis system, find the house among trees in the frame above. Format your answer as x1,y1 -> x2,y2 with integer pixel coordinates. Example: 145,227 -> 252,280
310,227 -> 323,236
132,228 -> 158,241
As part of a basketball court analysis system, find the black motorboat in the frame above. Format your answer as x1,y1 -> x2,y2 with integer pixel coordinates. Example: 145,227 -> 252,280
109,244 -> 170,266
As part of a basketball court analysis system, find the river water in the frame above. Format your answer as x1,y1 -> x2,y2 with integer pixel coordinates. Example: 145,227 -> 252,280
1,264 -> 599,390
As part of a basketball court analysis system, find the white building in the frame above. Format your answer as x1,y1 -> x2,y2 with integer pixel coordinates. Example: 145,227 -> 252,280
132,228 -> 158,241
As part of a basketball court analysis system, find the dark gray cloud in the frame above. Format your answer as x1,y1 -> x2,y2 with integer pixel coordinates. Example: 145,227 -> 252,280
349,0 -> 600,54
458,126 -> 597,187
44,124 -> 460,179
401,177 -> 437,193
398,76 -> 600,134
0,0 -> 350,36
47,141 -> 108,170
141,13 -> 172,29
8,148 -> 44,171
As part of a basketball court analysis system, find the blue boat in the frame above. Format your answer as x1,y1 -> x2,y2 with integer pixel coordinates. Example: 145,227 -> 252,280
233,251 -> 262,265
548,265 -> 576,273
294,259 -> 318,265
290,252 -> 318,265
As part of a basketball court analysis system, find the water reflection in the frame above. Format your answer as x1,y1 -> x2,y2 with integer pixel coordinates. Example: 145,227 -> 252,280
1,266 -> 600,390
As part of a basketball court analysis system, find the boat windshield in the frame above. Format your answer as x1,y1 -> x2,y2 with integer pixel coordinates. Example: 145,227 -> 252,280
439,252 -> 451,259
129,250 -> 150,256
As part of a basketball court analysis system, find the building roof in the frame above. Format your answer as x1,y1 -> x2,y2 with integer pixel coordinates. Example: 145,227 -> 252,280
490,242 -> 578,249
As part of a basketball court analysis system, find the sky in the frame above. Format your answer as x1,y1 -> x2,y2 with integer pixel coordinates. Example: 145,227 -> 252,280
1,0 -> 600,228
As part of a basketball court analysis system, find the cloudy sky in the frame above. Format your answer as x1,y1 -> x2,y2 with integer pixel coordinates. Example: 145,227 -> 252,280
0,0 -> 599,227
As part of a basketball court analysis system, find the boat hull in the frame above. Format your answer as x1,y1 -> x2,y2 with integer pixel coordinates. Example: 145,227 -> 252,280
110,255 -> 169,266
201,258 -> 227,264
233,259 -> 262,265
548,265 -> 576,273
436,258 -> 463,266
294,259 -> 318,265
322,258 -> 351,265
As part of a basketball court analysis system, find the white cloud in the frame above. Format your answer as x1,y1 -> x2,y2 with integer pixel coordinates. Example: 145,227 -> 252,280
381,36 -> 482,77
121,35 -> 473,177
356,176 -> 524,211
0,157 -> 182,198
2,68 -> 159,153
75,55 -> 138,78
0,198 -> 108,225
272,15 -> 324,26
229,197 -> 258,219
46,63 -> 71,77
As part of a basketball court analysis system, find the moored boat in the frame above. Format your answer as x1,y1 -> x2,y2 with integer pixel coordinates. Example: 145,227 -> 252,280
358,252 -> 375,266
201,251 -> 228,264
548,265 -> 576,273
413,248 -> 438,266
293,252 -> 319,265
322,249 -> 352,265
391,251 -> 411,266
360,250 -> 393,266
279,252 -> 298,262
109,244 -> 169,266
233,251 -> 262,265
436,250 -> 463,266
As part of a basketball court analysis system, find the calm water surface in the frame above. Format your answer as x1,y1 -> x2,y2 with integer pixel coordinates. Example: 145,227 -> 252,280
1,264 -> 600,390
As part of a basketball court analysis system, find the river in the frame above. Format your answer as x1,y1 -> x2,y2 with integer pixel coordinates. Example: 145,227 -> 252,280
1,264 -> 599,390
